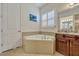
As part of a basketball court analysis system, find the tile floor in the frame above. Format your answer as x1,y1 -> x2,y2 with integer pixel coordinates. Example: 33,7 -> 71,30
0,47 -> 63,56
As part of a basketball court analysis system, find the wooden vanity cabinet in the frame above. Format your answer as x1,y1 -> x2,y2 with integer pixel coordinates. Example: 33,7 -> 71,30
56,34 -> 70,56
56,34 -> 79,56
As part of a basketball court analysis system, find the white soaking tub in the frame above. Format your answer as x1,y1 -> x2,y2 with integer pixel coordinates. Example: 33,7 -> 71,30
23,34 -> 55,55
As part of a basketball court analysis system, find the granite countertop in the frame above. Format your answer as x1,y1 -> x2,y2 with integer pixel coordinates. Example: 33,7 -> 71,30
55,32 -> 79,35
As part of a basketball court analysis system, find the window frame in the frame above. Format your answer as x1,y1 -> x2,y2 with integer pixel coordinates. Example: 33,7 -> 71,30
41,10 -> 55,28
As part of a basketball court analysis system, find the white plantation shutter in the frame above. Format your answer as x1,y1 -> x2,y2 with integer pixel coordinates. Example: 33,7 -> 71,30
42,10 -> 55,28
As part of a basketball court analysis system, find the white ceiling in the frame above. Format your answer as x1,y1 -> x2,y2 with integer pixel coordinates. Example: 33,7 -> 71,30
29,3 -> 79,10
32,3 -> 46,8
40,3 -> 79,12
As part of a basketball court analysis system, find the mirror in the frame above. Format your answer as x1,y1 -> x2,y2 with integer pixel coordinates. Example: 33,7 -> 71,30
75,14 -> 79,33
59,15 -> 75,32
59,14 -> 79,33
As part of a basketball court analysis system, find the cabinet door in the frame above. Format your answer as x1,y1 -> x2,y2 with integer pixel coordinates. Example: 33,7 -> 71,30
56,34 -> 70,56
56,40 -> 70,56
71,36 -> 79,56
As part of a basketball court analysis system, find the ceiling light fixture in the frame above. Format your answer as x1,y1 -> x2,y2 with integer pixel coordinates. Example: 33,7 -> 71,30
69,3 -> 74,6
69,3 -> 78,8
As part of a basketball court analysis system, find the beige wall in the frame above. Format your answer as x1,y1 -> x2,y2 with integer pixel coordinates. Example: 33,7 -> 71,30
21,4 -> 40,32
40,3 -> 68,14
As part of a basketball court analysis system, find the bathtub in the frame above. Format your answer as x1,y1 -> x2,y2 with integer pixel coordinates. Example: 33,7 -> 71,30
23,34 -> 55,55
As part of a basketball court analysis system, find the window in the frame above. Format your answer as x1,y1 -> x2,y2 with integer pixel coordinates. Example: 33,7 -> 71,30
48,11 -> 54,27
41,10 -> 55,28
42,13 -> 47,27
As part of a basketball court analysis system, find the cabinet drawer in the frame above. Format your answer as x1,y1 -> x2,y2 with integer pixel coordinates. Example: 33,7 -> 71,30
64,35 -> 75,38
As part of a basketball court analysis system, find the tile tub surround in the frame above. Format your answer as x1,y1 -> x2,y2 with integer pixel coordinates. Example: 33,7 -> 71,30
22,32 -> 55,55
22,32 -> 40,36
22,32 -> 55,36
24,34 -> 55,40
40,32 -> 55,36
22,32 -> 55,43
23,40 -> 55,55
22,32 -> 40,45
